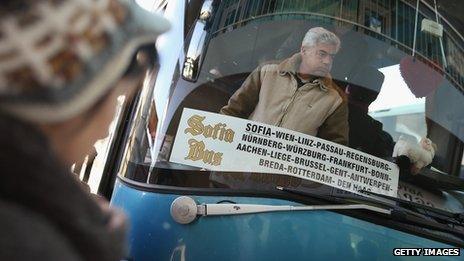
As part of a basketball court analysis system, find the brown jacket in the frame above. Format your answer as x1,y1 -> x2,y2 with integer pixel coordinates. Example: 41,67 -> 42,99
220,53 -> 349,145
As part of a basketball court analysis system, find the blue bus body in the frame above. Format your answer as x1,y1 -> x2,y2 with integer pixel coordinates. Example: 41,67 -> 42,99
112,179 -> 462,260
98,1 -> 464,260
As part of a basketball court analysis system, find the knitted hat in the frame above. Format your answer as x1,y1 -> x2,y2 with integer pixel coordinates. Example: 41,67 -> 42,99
0,0 -> 170,122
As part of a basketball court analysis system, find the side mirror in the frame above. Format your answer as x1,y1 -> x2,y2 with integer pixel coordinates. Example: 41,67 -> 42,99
182,0 -> 215,82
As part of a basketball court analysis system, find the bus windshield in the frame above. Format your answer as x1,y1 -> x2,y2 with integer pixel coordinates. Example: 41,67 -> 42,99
119,0 -> 464,213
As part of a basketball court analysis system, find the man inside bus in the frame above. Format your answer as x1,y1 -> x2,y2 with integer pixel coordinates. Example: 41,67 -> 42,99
220,27 -> 348,145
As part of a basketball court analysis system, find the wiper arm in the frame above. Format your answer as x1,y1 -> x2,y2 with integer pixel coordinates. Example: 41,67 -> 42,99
203,202 -> 391,215
170,195 -> 390,225
360,189 -> 464,226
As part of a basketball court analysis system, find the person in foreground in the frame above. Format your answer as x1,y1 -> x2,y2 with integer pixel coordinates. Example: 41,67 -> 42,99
221,27 -> 349,145
0,0 -> 169,260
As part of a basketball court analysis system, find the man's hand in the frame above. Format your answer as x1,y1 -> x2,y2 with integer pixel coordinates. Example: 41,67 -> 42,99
393,136 -> 436,175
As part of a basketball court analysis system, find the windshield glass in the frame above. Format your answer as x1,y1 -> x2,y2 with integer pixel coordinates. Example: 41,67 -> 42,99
119,0 -> 464,213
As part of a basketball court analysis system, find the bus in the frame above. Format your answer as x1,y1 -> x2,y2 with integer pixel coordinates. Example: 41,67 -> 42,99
85,0 -> 464,259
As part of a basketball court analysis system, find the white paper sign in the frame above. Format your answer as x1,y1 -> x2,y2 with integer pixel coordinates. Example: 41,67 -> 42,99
170,108 -> 399,197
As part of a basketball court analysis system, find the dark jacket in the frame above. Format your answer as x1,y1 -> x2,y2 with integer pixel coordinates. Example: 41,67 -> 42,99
348,104 -> 394,158
0,113 -> 127,261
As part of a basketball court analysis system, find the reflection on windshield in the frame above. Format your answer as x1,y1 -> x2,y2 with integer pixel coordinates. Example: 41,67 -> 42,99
119,0 -> 464,213
370,64 -> 425,113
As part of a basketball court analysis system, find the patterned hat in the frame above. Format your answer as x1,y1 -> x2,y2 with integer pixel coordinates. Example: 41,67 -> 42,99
0,0 -> 170,122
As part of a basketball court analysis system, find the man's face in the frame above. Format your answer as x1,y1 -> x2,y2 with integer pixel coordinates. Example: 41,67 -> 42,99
300,43 -> 338,77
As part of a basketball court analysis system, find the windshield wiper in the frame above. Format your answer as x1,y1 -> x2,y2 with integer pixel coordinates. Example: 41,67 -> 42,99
277,186 -> 464,240
170,195 -> 390,225
360,189 -> 464,226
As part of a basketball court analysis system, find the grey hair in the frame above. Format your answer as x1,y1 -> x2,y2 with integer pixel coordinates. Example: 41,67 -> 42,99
302,27 -> 340,51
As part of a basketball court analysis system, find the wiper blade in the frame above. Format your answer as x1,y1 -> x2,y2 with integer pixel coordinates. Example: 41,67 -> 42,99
277,186 -> 464,240
276,186 -> 385,206
360,189 -> 464,225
